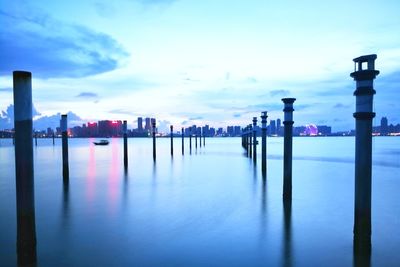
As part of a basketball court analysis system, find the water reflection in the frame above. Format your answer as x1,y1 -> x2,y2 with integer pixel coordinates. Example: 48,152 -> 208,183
86,140 -> 96,203
259,176 -> 267,244
353,239 -> 371,267
16,201 -> 37,266
108,138 -> 120,214
62,180 -> 70,228
282,200 -> 292,267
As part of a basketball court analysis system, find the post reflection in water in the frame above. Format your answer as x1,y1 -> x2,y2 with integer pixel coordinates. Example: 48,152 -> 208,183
17,210 -> 37,267
86,139 -> 96,203
282,200 -> 292,267
62,179 -> 70,229
259,175 -> 267,244
353,240 -> 371,267
108,138 -> 120,214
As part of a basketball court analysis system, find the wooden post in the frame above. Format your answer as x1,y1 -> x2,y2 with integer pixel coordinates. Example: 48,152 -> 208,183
170,125 -> 173,156
61,114 -> 69,181
13,71 -> 37,265
123,120 -> 128,169
282,98 -> 296,200
152,121 -> 156,161
181,127 -> 184,155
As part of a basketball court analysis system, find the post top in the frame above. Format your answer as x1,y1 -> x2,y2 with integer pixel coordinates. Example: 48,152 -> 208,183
353,54 -> 377,63
170,125 -> 173,129
282,98 -> 296,104
61,114 -> 67,119
13,70 -> 32,78
253,117 -> 257,121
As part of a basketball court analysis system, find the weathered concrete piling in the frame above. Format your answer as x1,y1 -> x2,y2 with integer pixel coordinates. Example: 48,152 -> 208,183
282,98 -> 296,200
61,114 -> 69,181
351,54 -> 379,251
13,71 -> 37,265
170,125 -> 174,156
123,120 -> 128,169
260,111 -> 268,175
181,127 -> 184,155
152,121 -> 156,161
252,117 -> 257,162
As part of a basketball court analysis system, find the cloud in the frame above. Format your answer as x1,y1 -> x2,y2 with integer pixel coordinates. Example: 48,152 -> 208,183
109,109 -> 134,115
188,116 -> 203,120
0,87 -> 12,92
233,113 -> 241,118
76,92 -> 98,98
270,89 -> 290,97
0,9 -> 128,78
0,104 -> 42,129
333,103 -> 351,109
33,111 -> 83,130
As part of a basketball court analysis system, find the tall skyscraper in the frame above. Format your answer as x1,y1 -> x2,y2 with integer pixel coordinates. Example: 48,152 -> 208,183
381,117 -> 388,136
145,117 -> 151,131
270,120 -> 276,135
277,118 -> 281,136
138,117 -> 143,132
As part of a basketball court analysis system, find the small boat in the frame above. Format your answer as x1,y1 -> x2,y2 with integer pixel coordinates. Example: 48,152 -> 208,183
93,139 -> 109,146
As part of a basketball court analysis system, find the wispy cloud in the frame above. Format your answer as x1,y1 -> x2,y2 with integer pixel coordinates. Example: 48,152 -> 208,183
0,9 -> 128,78
270,89 -> 290,97
76,92 -> 99,98
0,87 -> 12,92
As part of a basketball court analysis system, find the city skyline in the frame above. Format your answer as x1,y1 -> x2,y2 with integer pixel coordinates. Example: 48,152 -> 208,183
1,1 -> 400,131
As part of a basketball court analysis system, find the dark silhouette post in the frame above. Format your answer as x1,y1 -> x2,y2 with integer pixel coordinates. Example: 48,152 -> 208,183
199,127 -> 202,148
181,127 -> 184,155
282,98 -> 296,200
351,54 -> 379,252
203,129 -> 205,147
249,124 -> 253,158
52,132 -> 55,146
152,121 -> 156,161
195,129 -> 198,149
261,111 -> 268,175
61,114 -> 69,181
253,117 -> 257,162
189,127 -> 192,153
170,125 -> 173,156
123,120 -> 128,169
13,71 -> 37,265
34,132 -> 37,146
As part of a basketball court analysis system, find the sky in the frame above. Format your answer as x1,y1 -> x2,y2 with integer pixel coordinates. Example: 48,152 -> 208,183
0,0 -> 399,132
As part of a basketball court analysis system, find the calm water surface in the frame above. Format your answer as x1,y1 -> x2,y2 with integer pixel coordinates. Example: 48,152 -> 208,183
0,137 -> 399,267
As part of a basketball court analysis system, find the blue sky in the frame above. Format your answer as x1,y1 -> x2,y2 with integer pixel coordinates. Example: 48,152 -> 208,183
0,0 -> 399,132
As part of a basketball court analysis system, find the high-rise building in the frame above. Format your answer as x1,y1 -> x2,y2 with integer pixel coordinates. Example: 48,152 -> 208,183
138,117 -> 143,132
381,117 -> 388,136
270,120 -> 276,135
145,117 -> 151,131
277,118 -> 281,136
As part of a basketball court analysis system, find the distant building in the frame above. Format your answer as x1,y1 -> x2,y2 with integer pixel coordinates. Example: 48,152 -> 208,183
217,127 -> 223,136
144,117 -> 151,131
381,117 -> 388,136
234,126 -> 241,136
317,125 -> 332,135
277,118 -> 282,136
227,126 -> 234,136
138,117 -> 143,132
87,122 -> 98,137
270,120 -> 276,135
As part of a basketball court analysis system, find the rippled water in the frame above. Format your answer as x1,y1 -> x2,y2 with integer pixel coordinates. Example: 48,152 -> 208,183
0,137 -> 399,267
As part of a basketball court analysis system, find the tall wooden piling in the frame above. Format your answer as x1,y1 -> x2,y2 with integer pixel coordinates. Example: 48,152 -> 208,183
189,127 -> 192,153
252,117 -> 257,162
199,127 -> 202,148
13,71 -> 37,265
170,125 -> 173,156
61,114 -> 69,181
152,121 -> 156,161
52,132 -> 55,146
195,129 -> 198,149
181,127 -> 184,155
261,111 -> 268,175
282,98 -> 296,200
351,54 -> 379,251
203,129 -> 205,147
123,120 -> 128,169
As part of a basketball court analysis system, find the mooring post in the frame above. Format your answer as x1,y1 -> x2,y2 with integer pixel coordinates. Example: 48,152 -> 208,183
52,132 -> 55,146
170,125 -> 173,156
61,114 -> 69,181
123,120 -> 128,169
282,98 -> 296,200
253,117 -> 257,162
249,124 -> 253,158
199,127 -> 202,148
203,128 -> 205,147
351,54 -> 379,252
195,129 -> 198,149
189,127 -> 192,153
13,71 -> 37,265
261,111 -> 268,175
152,121 -> 156,161
181,127 -> 184,155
